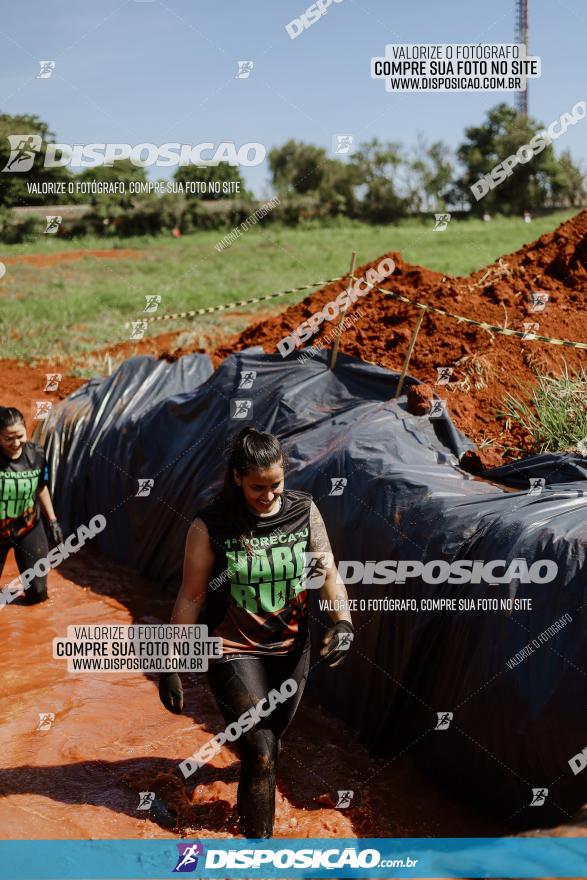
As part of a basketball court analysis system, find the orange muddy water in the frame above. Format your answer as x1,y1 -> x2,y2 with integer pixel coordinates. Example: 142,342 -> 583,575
0,546 -> 507,841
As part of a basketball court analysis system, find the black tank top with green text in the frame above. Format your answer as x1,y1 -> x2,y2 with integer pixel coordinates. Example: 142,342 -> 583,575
198,489 -> 312,656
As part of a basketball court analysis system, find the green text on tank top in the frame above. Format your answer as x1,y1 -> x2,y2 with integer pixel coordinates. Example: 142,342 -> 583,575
0,471 -> 40,519
224,526 -> 309,614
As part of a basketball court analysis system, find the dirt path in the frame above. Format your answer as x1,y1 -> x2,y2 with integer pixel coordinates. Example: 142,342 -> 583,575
0,547 -> 506,840
0,249 -> 142,268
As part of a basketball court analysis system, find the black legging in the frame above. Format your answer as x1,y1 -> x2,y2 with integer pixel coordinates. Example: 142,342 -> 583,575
0,519 -> 49,604
207,636 -> 311,838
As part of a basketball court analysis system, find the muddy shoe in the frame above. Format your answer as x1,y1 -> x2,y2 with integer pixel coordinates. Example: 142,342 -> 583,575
147,797 -> 178,830
21,588 -> 49,605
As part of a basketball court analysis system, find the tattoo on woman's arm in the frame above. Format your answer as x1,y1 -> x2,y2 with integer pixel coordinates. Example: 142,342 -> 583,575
309,502 -> 333,573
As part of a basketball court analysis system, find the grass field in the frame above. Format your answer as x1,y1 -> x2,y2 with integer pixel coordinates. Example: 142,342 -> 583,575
0,210 -> 578,363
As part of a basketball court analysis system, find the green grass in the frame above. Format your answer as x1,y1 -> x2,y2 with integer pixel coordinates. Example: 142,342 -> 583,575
501,367 -> 587,454
0,210 -> 578,363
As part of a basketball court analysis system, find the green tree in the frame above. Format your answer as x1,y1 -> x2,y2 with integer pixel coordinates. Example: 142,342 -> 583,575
268,140 -> 328,195
173,163 -> 251,200
404,135 -> 454,212
548,149 -> 586,207
268,139 -> 360,218
316,158 -> 361,217
453,103 -> 584,215
0,112 -> 73,206
350,138 -> 409,223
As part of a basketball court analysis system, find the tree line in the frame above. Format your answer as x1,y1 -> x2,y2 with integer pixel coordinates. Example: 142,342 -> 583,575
0,103 -> 584,234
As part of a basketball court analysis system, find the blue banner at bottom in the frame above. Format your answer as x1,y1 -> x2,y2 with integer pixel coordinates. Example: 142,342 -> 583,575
1,837 -> 587,879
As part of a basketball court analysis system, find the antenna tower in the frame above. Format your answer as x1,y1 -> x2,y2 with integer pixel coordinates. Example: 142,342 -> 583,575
514,0 -> 529,116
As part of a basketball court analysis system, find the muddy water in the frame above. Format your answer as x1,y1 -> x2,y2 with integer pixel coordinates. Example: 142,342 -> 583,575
0,546 -> 506,841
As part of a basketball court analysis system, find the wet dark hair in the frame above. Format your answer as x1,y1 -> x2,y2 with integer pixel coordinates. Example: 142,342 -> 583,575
0,407 -> 25,433
219,427 -> 287,552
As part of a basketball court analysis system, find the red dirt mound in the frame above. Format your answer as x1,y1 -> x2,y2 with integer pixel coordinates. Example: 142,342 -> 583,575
214,211 -> 587,467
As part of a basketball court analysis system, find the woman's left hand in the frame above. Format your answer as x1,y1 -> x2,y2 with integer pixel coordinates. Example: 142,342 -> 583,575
320,620 -> 355,668
49,519 -> 64,545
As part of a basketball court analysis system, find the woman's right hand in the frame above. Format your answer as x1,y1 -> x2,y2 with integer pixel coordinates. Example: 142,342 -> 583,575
158,520 -> 214,716
159,672 -> 184,714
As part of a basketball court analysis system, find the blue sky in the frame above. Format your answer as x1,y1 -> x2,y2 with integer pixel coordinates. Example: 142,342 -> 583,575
1,0 -> 586,195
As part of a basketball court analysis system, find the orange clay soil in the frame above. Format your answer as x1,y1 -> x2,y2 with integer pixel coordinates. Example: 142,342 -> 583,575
0,311 -> 279,414
213,211 -> 587,467
0,248 -> 142,268
0,547 -> 507,840
3,212 -> 587,467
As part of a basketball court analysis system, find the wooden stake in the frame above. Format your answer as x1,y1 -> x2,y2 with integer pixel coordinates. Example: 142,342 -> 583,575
329,251 -> 356,370
394,307 -> 426,399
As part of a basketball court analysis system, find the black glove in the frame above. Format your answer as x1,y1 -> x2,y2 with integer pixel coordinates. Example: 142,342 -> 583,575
49,519 -> 64,545
159,672 -> 184,714
320,620 -> 355,668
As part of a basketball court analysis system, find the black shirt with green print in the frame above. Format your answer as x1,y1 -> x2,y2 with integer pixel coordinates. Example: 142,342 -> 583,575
199,489 -> 313,656
0,442 -> 48,542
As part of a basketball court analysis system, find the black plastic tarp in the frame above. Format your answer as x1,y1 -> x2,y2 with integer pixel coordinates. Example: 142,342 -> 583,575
39,353 -> 214,567
34,349 -> 587,826
485,452 -> 587,487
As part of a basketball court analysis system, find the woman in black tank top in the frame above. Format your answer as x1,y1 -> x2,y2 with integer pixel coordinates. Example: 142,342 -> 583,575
0,406 -> 64,605
159,427 -> 354,838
